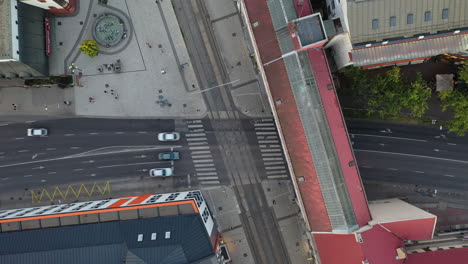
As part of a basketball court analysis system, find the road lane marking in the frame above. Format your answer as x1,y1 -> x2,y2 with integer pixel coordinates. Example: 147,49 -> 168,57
265,166 -> 286,170
192,154 -> 213,159
115,132 -> 125,134
261,153 -> 283,157
359,165 -> 372,168
89,132 -> 99,135
194,163 -> 215,168
259,140 -> 279,144
186,137 -> 207,141
189,146 -> 210,150
264,161 -> 285,165
354,149 -> 468,164
74,169 -> 84,171
192,151 -> 211,154
193,159 -> 214,163
413,171 -> 425,174
98,161 -> 167,169
23,175 -> 33,178
46,148 -> 57,151
188,142 -> 208,146
448,143 -> 457,146
255,127 -> 276,130
137,131 -> 147,134
254,123 -> 274,127
388,168 -> 398,171
267,170 -> 287,175
444,174 -> 455,177
260,148 -> 281,153
18,150 -> 29,153
0,152 -> 4,155
196,167 -> 216,171
268,175 -> 289,179
0,123 -> 9,126
64,134 -> 75,136
197,172 -> 218,176
188,124 -> 203,128
25,121 -> 35,123
15,137 -> 24,140
70,147 -> 81,149
1,178 -> 10,181
48,172 -> 57,174
200,180 -> 220,184
255,131 -> 276,135
351,134 -> 427,142
186,133 -> 206,137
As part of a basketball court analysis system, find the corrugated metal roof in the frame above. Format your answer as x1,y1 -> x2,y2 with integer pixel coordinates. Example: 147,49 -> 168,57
347,0 -> 468,43
352,33 -> 468,67
0,214 -> 214,264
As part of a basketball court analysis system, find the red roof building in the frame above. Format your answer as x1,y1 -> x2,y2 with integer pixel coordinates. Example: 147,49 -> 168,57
239,0 -> 467,263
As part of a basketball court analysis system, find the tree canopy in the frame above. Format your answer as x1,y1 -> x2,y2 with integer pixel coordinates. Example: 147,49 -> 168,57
343,66 -> 430,118
79,39 -> 99,58
440,89 -> 468,136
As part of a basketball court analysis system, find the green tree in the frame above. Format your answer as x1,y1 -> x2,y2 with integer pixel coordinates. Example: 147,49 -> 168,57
440,90 -> 468,136
79,39 -> 99,58
404,72 -> 431,117
459,62 -> 468,83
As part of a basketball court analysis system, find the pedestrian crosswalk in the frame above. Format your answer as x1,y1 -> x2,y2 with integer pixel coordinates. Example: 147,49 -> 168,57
254,119 -> 290,180
186,120 -> 220,185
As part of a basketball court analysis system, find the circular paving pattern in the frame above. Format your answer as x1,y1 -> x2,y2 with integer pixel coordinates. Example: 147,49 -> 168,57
93,14 -> 125,47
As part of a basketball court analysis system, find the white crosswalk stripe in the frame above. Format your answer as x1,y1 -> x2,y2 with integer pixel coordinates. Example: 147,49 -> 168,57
254,120 -> 290,180
186,120 -> 220,185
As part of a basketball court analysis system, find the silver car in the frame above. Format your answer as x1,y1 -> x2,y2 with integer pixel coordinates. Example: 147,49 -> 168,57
149,168 -> 173,177
27,128 -> 48,137
157,132 -> 180,141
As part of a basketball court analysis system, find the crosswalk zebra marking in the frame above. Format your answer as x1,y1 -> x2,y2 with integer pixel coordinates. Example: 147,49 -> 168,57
186,133 -> 206,137
188,124 -> 203,128
193,159 -> 214,163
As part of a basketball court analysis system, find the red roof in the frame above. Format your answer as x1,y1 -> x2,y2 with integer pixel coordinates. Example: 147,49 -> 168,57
380,218 -> 436,241
406,248 -> 468,264
307,49 -> 371,226
244,0 -> 332,231
314,233 -> 364,264
314,225 -> 405,264
360,225 -> 405,264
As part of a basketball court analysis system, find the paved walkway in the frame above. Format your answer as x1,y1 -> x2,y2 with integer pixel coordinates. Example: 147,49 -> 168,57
49,0 -> 206,118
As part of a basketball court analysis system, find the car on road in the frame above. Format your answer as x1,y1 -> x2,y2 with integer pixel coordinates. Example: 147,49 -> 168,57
158,132 -> 180,141
27,128 -> 48,137
158,152 -> 180,161
149,168 -> 173,177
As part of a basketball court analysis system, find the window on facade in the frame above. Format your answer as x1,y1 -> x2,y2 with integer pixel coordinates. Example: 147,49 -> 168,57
407,14 -> 413,24
425,11 -> 431,21
331,0 -> 335,10
372,19 -> 379,29
390,16 -> 396,27
442,8 -> 449,19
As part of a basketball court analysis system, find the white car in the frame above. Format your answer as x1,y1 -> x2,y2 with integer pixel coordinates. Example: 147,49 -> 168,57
149,168 -> 173,177
157,132 -> 180,141
27,128 -> 48,137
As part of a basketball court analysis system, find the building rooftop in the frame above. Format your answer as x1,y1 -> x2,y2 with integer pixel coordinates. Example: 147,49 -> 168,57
347,0 -> 468,44
369,198 -> 436,224
351,32 -> 468,68
0,214 -> 214,264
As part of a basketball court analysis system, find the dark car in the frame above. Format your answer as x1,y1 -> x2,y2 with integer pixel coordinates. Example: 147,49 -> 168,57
158,152 -> 180,161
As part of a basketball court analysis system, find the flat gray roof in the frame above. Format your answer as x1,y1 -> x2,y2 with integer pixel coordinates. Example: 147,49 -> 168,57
347,0 -> 468,43
0,0 -> 12,60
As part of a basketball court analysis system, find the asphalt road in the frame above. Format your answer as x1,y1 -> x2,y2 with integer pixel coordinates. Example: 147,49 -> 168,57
347,119 -> 468,191
174,0 -> 291,262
